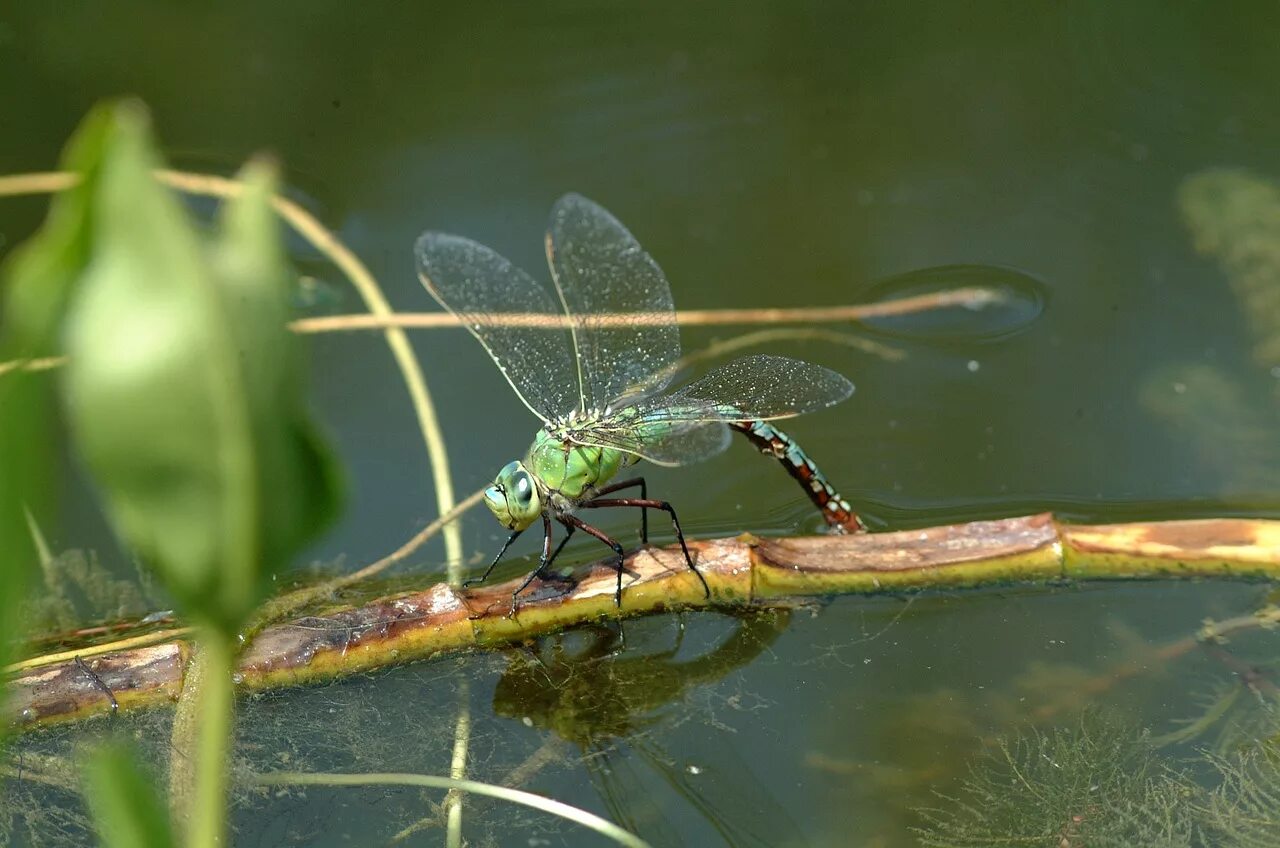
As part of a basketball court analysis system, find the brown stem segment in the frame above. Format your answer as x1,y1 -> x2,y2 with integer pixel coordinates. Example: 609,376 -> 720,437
10,513 -> 1280,730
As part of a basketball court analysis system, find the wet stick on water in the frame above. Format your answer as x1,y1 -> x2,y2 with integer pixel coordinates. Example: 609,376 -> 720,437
15,514 -> 1280,728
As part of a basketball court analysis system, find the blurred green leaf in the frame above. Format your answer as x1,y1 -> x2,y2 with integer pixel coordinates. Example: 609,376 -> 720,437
0,374 -> 46,737
55,101 -> 341,635
83,742 -> 176,848
1179,168 -> 1280,369
0,106 -> 116,729
2,105 -> 112,353
212,156 -> 343,601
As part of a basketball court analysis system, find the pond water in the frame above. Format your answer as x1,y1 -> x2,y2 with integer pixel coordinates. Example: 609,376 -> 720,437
6,3 -> 1280,846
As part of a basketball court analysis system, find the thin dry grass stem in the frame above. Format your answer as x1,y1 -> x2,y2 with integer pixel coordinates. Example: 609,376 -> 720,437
3,626 -> 192,674
290,285 -> 1002,333
0,356 -> 67,377
254,487 -> 487,626
0,172 -> 76,195
0,168 -> 463,570
682,327 -> 905,368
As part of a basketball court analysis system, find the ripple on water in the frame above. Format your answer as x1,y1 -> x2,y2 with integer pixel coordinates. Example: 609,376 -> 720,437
859,264 -> 1049,344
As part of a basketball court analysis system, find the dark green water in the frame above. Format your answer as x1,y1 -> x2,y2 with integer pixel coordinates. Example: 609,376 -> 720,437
6,3 -> 1280,846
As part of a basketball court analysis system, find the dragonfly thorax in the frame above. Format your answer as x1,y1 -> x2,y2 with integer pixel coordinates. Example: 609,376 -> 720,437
525,429 -> 630,508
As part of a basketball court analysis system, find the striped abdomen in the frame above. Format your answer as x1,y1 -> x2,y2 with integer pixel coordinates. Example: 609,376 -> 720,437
729,420 -> 864,533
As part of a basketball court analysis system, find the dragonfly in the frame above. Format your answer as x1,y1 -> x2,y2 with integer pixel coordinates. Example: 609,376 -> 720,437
415,193 -> 861,610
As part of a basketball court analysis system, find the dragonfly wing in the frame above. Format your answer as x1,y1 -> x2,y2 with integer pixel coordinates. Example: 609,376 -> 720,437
665,353 -> 854,420
415,232 -> 579,423
567,414 -> 733,467
546,194 -> 681,413
565,353 -> 852,464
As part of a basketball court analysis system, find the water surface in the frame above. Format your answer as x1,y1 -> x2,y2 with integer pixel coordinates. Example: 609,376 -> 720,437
5,3 -> 1280,845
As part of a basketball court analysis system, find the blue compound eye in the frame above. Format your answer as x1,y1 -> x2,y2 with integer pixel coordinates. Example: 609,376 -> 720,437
513,470 -> 533,504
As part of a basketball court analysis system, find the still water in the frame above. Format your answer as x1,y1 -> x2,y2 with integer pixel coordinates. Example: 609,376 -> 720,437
5,3 -> 1280,845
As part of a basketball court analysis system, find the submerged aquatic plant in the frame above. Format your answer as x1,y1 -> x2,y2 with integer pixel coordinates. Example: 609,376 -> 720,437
1201,746 -> 1280,847
914,715 -> 1200,848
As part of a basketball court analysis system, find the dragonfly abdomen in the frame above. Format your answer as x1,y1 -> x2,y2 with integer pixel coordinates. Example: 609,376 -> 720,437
729,420 -> 863,532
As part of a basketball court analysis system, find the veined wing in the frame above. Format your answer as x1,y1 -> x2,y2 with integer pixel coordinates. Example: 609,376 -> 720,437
415,232 -> 579,423
546,193 -> 682,413
559,416 -> 734,467
562,354 -> 854,465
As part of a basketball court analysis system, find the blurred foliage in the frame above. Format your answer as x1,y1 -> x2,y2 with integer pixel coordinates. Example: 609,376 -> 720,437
53,103 -> 342,637
0,94 -> 111,731
0,362 -> 47,739
83,742 -> 174,848
2,100 -> 346,845
1142,168 -> 1280,494
1179,169 -> 1280,369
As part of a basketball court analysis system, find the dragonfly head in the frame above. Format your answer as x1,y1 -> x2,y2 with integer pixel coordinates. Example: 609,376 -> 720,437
485,461 -> 542,531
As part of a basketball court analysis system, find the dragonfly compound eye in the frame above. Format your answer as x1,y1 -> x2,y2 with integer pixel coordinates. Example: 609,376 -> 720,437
513,471 -> 533,504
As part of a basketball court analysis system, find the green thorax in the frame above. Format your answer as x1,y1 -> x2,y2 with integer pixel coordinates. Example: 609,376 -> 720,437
525,427 -> 629,501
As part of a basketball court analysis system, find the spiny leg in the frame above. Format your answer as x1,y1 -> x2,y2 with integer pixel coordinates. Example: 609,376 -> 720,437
560,512 -> 629,607
591,476 -> 649,541
580,497 -> 710,600
544,520 -> 577,574
465,527 -> 525,588
510,517 -> 578,604
509,514 -> 556,615
74,656 -> 119,717
729,420 -> 865,533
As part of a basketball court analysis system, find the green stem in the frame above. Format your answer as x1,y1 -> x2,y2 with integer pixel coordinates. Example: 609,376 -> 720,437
186,633 -> 234,848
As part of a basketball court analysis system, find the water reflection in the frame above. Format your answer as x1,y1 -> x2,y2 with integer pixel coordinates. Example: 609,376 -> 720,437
858,264 -> 1048,342
492,611 -> 802,846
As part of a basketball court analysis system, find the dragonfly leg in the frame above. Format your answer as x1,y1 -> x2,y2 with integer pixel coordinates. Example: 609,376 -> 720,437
560,513 -> 629,607
465,527 -> 524,588
579,497 -> 710,600
591,477 -> 648,542
544,520 -> 577,572
509,514 -> 556,615
512,517 -> 576,596
729,420 -> 865,533
74,656 -> 119,717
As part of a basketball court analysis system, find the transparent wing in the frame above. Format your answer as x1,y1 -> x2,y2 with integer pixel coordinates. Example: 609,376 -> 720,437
546,193 -> 682,413
562,354 -> 854,466
415,232 -> 579,423
563,416 -> 734,467
664,354 -> 855,417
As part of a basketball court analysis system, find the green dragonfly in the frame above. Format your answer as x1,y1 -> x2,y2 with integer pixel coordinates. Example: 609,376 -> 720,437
415,194 -> 859,609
